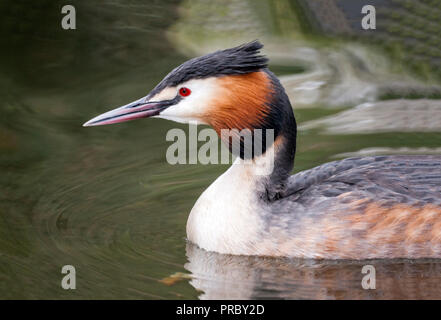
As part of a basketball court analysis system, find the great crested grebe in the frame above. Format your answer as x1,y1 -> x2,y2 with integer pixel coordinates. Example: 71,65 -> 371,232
84,41 -> 441,260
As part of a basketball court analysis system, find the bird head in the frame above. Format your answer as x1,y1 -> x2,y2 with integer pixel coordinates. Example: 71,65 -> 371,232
83,41 -> 295,157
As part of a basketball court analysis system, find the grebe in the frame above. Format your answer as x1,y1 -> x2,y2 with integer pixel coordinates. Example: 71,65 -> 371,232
84,41 -> 441,260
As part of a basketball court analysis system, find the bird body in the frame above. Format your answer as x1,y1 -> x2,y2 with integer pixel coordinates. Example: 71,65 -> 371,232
190,144 -> 441,259
84,41 -> 441,259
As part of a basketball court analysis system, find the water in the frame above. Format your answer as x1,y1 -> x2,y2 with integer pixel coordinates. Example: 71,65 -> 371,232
1,0 -> 441,299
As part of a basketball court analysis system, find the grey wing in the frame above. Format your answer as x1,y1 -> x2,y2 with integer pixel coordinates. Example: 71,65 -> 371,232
284,155 -> 441,206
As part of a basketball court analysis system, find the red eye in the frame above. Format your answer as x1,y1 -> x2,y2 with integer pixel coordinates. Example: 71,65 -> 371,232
179,87 -> 191,97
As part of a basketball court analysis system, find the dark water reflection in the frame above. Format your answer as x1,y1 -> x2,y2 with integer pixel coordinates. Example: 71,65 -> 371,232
1,0 -> 441,299
186,244 -> 441,300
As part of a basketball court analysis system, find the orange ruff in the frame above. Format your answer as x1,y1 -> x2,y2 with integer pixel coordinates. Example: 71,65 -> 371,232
205,71 -> 272,133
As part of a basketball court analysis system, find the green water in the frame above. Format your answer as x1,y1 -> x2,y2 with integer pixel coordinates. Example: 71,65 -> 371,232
1,0 -> 441,299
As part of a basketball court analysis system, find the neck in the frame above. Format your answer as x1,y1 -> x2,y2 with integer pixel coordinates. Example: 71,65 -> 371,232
217,69 -> 297,198
255,70 -> 297,200
263,127 -> 296,200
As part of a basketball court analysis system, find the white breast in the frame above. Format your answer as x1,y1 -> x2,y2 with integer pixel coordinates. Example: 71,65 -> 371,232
186,158 -> 265,255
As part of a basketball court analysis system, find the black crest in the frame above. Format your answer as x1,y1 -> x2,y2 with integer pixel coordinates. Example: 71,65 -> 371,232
149,41 -> 268,96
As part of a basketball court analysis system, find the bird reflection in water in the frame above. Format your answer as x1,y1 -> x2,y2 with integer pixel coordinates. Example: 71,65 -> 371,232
185,243 -> 441,299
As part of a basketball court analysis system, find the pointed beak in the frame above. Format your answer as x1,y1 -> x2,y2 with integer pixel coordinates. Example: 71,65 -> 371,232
83,97 -> 169,127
